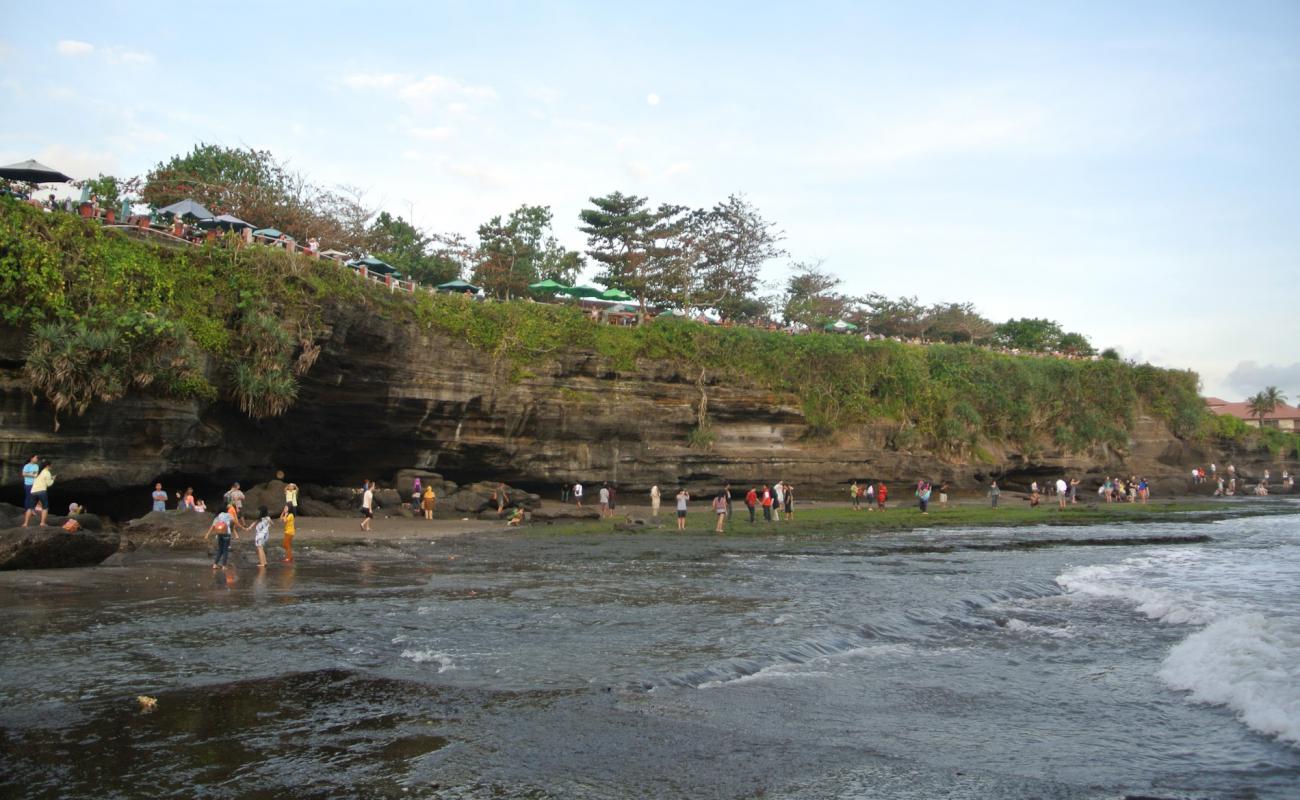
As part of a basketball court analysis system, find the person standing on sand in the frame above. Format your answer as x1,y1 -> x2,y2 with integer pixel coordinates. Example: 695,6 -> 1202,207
360,481 -> 374,531
22,455 -> 39,508
772,481 -> 784,522
745,487 -> 758,523
782,482 -> 794,519
761,485 -> 773,522
865,482 -> 875,511
599,483 -> 610,518
917,481 -> 931,514
676,488 -> 690,531
573,482 -> 583,508
280,504 -> 296,562
713,492 -> 728,533
151,482 -> 168,512
205,507 -> 240,570
225,482 -> 245,515
988,481 -> 1000,509
22,461 -> 55,528
851,481 -> 860,510
877,482 -> 888,510
939,482 -> 949,509
284,482 -> 299,515
650,484 -> 661,516
253,506 -> 271,567
1056,478 -> 1068,509
422,484 -> 435,519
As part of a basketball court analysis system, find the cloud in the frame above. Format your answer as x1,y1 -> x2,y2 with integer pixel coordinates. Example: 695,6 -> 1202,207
624,160 -> 690,181
343,71 -> 497,112
103,47 -> 154,65
408,126 -> 454,142
1226,361 -> 1300,398
57,39 -> 94,57
31,144 -> 119,180
646,93 -> 660,106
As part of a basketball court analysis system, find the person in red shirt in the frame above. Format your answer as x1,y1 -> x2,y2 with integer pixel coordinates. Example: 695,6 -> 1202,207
877,482 -> 888,510
760,485 -> 774,522
745,487 -> 758,523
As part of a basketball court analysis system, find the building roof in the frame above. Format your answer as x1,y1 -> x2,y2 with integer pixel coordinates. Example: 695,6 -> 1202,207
1208,400 -> 1300,421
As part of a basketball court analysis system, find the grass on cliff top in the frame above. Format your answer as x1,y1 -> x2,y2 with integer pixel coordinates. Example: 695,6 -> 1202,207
519,499 -> 1276,538
0,199 -> 1227,457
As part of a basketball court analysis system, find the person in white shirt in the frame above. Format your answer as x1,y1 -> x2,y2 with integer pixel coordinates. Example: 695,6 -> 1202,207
650,485 -> 660,516
773,481 -> 784,521
599,484 -> 611,518
360,481 -> 374,531
573,482 -> 584,508
1055,478 -> 1068,509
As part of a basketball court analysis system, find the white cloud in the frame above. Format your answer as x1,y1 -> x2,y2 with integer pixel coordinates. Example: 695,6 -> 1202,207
624,160 -> 690,181
57,39 -> 94,57
646,93 -> 661,106
615,135 -> 640,152
1226,362 -> 1300,398
32,143 -> 119,180
408,126 -> 454,142
103,47 -> 154,65
343,71 -> 497,112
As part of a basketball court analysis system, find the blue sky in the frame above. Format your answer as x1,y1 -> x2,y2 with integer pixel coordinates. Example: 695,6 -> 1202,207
3,1 -> 1298,399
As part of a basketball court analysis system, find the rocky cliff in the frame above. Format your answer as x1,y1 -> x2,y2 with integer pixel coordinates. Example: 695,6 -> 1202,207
1,303 -> 1287,519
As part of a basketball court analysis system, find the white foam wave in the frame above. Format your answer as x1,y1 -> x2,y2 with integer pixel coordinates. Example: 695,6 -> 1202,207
1004,618 -> 1074,638
1056,556 -> 1221,626
400,649 -> 455,672
699,662 -> 827,689
1159,613 -> 1300,747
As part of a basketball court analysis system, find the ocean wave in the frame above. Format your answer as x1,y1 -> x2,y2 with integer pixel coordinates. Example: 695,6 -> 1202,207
1002,618 -> 1074,638
1055,554 -> 1221,626
1159,614 -> 1300,747
400,649 -> 456,672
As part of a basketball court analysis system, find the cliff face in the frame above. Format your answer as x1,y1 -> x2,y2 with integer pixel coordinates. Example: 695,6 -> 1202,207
0,307 -> 1281,512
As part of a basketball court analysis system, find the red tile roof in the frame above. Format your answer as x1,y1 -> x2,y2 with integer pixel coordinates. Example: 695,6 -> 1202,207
1208,400 -> 1300,421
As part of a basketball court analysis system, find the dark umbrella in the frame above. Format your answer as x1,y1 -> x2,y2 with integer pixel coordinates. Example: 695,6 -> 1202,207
564,284 -> 605,299
436,279 -> 481,294
252,227 -> 294,242
157,199 -> 215,220
0,159 -> 73,183
199,213 -> 255,231
349,256 -> 398,275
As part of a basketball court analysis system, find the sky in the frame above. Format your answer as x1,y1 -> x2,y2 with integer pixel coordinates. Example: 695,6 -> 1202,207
3,1 -> 1298,400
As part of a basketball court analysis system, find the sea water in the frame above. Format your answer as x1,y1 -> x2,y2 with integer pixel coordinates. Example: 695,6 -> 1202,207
1,505 -> 1297,798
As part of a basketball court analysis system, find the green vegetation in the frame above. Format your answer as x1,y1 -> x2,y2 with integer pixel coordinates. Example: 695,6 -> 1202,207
0,200 -> 1213,455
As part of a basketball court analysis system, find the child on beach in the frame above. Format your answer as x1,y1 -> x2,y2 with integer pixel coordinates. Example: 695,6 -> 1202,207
253,506 -> 271,567
280,505 -> 296,563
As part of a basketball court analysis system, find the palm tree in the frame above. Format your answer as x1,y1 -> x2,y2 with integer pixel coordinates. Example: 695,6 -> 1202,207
1246,386 -> 1288,428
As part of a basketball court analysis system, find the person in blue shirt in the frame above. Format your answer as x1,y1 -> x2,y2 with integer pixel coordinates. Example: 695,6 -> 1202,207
22,455 -> 39,505
151,483 -> 168,512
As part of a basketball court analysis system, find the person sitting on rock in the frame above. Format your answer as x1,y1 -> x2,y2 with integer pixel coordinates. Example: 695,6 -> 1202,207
507,507 -> 525,527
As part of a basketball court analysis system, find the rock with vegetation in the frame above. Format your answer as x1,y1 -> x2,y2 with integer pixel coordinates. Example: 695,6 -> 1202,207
123,510 -> 215,550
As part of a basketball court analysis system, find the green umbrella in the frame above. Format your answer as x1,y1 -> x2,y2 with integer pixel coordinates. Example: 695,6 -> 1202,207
437,279 -> 481,294
528,279 -> 570,293
565,284 -> 604,298
824,320 -> 859,332
350,256 -> 398,275
598,288 -> 633,301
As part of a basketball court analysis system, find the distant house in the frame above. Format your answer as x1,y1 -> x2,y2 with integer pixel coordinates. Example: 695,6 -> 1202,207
1205,396 -> 1300,431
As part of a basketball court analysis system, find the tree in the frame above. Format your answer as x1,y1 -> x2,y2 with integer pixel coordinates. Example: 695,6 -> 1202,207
1100,347 -> 1120,360
1056,331 -> 1096,356
474,205 -> 583,299
579,192 -> 678,319
688,195 -> 785,322
1247,386 -> 1288,428
781,263 -> 855,327
922,302 -> 996,343
993,317 -> 1066,352
860,294 -> 927,339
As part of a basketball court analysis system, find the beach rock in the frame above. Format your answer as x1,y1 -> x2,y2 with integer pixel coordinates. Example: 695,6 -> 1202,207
240,480 -> 287,516
123,510 -> 215,550
0,526 -> 121,570
529,505 -> 601,522
297,497 -> 348,518
373,488 -> 402,510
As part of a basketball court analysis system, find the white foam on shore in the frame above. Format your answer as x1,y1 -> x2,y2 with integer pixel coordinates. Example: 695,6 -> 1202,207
1159,614 -> 1300,747
400,649 -> 455,672
1056,554 -> 1220,626
1004,618 -> 1074,638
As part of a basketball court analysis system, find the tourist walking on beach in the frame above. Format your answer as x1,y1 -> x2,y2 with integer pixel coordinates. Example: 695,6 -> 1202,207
280,504 -> 296,563
782,482 -> 794,519
599,483 -> 610,518
253,506 -> 271,567
713,492 -> 728,533
151,482 -> 168,512
650,484 -> 661,516
21,455 -> 38,507
22,460 -> 54,527
988,481 -> 1000,509
745,487 -> 758,523
851,481 -> 860,510
676,488 -> 690,531
205,507 -> 240,570
1056,478 -> 1068,509
360,481 -> 374,531
573,482 -> 583,508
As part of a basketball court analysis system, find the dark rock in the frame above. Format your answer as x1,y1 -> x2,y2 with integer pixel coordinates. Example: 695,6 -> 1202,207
0,526 -> 121,570
297,497 -> 348,518
529,505 -> 601,522
123,510 -> 216,550
373,488 -> 402,510
240,480 -> 287,516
